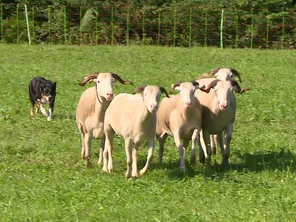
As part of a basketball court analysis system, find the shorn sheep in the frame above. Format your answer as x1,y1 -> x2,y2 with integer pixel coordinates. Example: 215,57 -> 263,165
199,68 -> 250,155
76,72 -> 131,167
103,85 -> 169,178
156,81 -> 206,172
195,78 -> 247,165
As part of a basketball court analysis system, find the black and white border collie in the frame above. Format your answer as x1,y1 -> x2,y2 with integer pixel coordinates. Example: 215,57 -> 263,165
29,77 -> 57,121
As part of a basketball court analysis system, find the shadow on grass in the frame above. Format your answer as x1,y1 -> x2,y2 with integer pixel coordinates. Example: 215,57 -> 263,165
149,147 -> 296,181
232,147 -> 296,172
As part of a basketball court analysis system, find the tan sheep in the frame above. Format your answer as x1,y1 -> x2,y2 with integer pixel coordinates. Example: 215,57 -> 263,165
199,68 -> 250,155
103,85 -> 169,179
156,81 -> 206,172
76,72 -> 131,167
195,78 -> 247,165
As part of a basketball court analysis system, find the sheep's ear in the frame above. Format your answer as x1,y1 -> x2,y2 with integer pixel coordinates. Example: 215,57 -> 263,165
230,68 -> 242,83
171,81 -> 182,90
231,80 -> 243,94
209,68 -> 221,77
132,85 -> 146,94
199,79 -> 219,93
160,87 -> 170,98
192,81 -> 200,89
111,73 -> 132,85
174,86 -> 181,91
78,72 -> 99,86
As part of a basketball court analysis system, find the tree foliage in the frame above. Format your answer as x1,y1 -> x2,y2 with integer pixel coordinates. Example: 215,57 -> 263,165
0,0 -> 295,48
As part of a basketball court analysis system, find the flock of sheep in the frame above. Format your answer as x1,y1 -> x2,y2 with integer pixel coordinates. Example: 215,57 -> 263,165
75,68 -> 250,179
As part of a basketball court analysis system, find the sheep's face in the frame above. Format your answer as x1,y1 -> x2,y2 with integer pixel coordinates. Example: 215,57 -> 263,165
175,82 -> 198,109
214,68 -> 234,81
93,73 -> 116,101
213,81 -> 234,111
143,86 -> 162,113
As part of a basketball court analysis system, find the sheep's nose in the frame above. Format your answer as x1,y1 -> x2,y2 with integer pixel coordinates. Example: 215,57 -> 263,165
150,104 -> 158,112
106,92 -> 114,100
185,101 -> 191,108
220,104 -> 228,110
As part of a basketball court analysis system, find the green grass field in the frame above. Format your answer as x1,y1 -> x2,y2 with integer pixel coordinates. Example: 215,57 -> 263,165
1,44 -> 296,221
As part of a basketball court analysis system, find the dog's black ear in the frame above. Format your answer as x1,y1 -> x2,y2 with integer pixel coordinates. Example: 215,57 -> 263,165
40,83 -> 44,91
53,82 -> 57,88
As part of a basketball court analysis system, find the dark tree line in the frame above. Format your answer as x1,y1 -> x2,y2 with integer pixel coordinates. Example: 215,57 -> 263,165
0,0 -> 296,48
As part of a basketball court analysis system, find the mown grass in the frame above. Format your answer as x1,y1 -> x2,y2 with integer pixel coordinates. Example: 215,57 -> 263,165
0,44 -> 296,221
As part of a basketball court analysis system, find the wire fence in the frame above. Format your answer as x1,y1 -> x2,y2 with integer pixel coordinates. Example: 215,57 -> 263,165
1,3 -> 295,49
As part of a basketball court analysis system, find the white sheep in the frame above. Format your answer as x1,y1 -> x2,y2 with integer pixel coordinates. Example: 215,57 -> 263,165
200,68 -> 249,155
209,67 -> 242,83
103,85 -> 169,178
156,81 -> 206,172
76,72 -> 131,167
195,78 -> 247,165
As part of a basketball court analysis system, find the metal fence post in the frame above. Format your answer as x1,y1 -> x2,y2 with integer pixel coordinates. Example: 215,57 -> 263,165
64,6 -> 67,44
25,4 -> 31,45
220,9 -> 224,48
16,3 -> 19,43
204,9 -> 208,47
126,6 -> 129,46
158,9 -> 161,46
173,6 -> 177,46
111,7 -> 114,45
142,7 -> 145,44
48,6 -> 51,43
250,9 -> 254,48
282,9 -> 285,49
79,6 -> 82,44
96,6 -> 98,45
266,9 -> 269,49
235,9 -> 239,48
189,7 -> 192,47
0,3 -> 3,43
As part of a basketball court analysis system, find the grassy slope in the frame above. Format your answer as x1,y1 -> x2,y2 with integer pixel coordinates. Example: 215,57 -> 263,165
0,44 -> 296,221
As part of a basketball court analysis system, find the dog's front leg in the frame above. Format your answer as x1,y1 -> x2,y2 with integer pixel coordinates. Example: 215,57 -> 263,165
47,107 -> 53,121
39,104 -> 47,117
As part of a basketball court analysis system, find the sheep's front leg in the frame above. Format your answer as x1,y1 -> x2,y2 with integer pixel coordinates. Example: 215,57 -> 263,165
140,140 -> 154,176
190,129 -> 199,164
103,130 -> 114,173
210,134 -> 219,155
173,132 -> 186,172
132,144 -> 140,178
157,133 -> 168,164
83,133 -> 92,168
97,137 -> 105,166
221,124 -> 232,165
199,129 -> 211,164
125,138 -> 133,179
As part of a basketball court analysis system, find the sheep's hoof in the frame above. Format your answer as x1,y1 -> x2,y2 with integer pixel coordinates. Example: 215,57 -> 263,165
190,156 -> 196,165
125,171 -> 132,179
47,117 -> 52,121
139,169 -> 146,177
85,160 -> 92,168
222,159 -> 230,166
199,156 -> 206,164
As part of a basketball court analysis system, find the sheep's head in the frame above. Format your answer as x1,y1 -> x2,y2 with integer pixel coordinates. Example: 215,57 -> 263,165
210,68 -> 242,83
134,85 -> 169,113
172,81 -> 200,109
78,72 -> 132,101
205,79 -> 242,111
